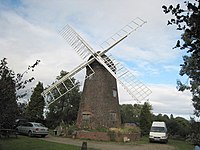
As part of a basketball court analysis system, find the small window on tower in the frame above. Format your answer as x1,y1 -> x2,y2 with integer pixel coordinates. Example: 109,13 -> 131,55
82,112 -> 91,124
113,89 -> 117,97
109,112 -> 117,121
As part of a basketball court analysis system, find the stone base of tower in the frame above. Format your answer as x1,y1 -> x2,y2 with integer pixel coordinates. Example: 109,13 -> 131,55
74,130 -> 141,142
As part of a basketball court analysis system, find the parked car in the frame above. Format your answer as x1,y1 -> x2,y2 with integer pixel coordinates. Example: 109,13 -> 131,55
13,119 -> 28,129
17,122 -> 48,137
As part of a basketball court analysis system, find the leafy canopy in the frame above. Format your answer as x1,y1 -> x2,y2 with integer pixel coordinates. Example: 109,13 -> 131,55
162,0 -> 200,117
45,70 -> 81,128
0,58 -> 40,128
25,82 -> 45,122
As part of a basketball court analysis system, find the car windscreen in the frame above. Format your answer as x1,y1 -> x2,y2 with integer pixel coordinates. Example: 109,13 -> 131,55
33,123 -> 45,127
150,126 -> 166,132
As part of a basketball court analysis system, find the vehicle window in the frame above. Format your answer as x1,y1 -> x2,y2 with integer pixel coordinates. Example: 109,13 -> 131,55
151,127 -> 166,132
28,123 -> 33,127
22,123 -> 28,126
34,124 -> 40,127
33,123 -> 45,127
39,123 -> 45,127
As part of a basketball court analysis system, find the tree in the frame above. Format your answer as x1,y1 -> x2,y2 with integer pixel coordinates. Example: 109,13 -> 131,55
17,102 -> 27,118
45,70 -> 81,128
170,114 -> 174,120
140,102 -> 153,136
162,0 -> 200,144
0,58 -> 40,128
189,118 -> 200,145
0,58 -> 18,128
167,117 -> 190,139
25,82 -> 45,122
120,104 -> 142,124
152,113 -> 170,122
162,1 -> 200,116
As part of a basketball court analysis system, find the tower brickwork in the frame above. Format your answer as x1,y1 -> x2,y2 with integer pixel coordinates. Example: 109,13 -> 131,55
76,56 -> 121,129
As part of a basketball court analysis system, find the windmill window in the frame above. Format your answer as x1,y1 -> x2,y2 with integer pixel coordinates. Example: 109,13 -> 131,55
112,90 -> 117,97
109,112 -> 117,121
82,113 -> 91,123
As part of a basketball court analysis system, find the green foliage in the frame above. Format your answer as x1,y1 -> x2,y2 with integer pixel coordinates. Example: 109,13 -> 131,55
167,117 -> 190,139
139,102 -> 152,136
120,104 -> 142,124
154,114 -> 169,122
0,58 -> 40,128
162,0 -> 200,145
0,58 -> 18,128
67,125 -> 78,135
187,118 -> 200,145
25,82 -> 45,122
163,0 -> 200,116
120,126 -> 140,134
46,70 -> 81,128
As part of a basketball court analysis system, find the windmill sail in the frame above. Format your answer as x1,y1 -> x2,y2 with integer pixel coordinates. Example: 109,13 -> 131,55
59,25 -> 96,61
42,17 -> 151,106
42,63 -> 94,106
100,17 -> 146,54
102,54 -> 151,102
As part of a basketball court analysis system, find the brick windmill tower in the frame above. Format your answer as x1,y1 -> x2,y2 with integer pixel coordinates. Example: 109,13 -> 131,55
42,18 -> 152,129
76,54 -> 121,129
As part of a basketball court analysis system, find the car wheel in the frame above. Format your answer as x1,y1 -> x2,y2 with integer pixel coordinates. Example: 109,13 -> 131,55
16,128 -> 19,135
41,135 -> 46,138
28,131 -> 32,137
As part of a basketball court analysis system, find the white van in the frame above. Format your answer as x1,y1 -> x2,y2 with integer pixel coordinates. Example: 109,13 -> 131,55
149,121 -> 168,143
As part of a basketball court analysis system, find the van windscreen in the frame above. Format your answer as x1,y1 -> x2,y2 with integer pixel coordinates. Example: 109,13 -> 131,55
150,127 -> 166,132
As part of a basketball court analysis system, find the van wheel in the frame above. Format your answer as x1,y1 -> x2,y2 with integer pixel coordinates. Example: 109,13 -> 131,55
28,131 -> 32,137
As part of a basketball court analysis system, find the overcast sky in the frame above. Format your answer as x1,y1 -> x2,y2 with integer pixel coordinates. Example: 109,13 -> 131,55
0,0 -> 195,119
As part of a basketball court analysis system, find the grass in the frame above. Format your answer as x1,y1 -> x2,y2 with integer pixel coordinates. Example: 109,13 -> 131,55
0,135 -> 195,150
134,136 -> 194,150
0,136 -> 96,150
169,139 -> 194,150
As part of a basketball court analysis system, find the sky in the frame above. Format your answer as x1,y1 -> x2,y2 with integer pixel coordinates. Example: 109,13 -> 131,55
0,0 -> 195,119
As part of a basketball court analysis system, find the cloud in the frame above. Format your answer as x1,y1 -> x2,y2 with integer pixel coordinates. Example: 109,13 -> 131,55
0,0 -> 194,118
163,65 -> 180,72
0,8 -> 83,85
119,83 -> 193,118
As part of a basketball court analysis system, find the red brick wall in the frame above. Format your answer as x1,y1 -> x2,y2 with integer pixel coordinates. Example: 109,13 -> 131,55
76,131 -> 110,141
75,131 -> 140,142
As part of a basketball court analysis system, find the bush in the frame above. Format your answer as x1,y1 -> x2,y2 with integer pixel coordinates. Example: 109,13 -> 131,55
119,126 -> 140,134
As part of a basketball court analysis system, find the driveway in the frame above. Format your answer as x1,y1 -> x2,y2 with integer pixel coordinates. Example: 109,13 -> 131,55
41,135 -> 175,150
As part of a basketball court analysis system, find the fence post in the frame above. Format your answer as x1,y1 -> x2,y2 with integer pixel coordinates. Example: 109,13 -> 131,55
81,141 -> 87,150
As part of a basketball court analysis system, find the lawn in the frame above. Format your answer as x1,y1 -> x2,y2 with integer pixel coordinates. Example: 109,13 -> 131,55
169,139 -> 194,150
0,135 -> 194,150
0,136 -> 96,150
135,136 -> 194,150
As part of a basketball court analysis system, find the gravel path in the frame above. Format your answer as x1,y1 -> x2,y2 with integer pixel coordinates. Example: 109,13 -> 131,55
41,135 -> 175,150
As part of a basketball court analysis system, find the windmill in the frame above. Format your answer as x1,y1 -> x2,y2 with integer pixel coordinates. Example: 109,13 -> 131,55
42,17 -> 151,129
